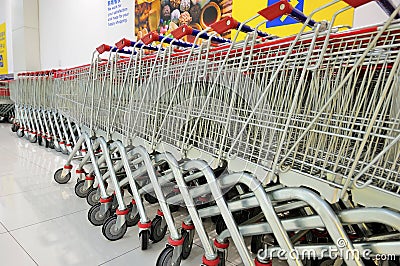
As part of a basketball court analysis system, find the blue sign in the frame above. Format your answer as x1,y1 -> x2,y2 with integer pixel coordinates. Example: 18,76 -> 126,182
266,0 -> 305,28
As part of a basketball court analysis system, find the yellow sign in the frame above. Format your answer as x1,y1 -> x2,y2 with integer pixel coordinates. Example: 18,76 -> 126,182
232,0 -> 354,39
0,23 -> 8,74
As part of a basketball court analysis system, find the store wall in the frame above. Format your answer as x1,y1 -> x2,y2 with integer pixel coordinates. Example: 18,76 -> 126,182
39,0 -> 134,69
0,0 -> 13,74
34,0 -> 399,70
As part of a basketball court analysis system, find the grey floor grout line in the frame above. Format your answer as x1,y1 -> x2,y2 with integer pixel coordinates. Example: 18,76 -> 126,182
98,246 -> 141,266
8,208 -> 88,232
0,221 -> 8,235
8,231 -> 39,266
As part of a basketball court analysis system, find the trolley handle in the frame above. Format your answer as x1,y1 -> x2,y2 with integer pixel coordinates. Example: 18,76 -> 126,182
96,44 -> 132,55
210,17 -> 270,37
171,25 -> 231,43
141,31 -> 196,48
115,38 -> 159,51
342,0 -> 399,18
258,0 -> 316,28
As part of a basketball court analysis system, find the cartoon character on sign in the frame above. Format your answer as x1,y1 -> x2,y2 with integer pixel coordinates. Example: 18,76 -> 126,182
266,0 -> 305,27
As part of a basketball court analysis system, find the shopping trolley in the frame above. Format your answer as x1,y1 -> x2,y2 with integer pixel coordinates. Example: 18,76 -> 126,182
24,0 -> 399,264
0,80 -> 14,123
154,0 -> 400,265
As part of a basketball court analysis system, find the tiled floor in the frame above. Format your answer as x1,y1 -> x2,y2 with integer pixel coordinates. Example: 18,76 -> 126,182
0,124 -> 242,266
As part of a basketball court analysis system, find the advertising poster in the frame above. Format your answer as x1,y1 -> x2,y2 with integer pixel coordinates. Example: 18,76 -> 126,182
135,0 -> 233,42
232,0 -> 354,38
107,0 -> 131,27
0,23 -> 8,75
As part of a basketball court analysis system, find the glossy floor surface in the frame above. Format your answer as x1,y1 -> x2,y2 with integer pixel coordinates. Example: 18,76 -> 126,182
0,124 -> 245,266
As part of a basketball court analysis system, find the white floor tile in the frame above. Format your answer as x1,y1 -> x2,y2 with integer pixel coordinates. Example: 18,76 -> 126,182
0,222 -> 7,234
101,240 -> 206,266
0,233 -> 37,265
0,171 -> 58,197
11,210 -> 141,266
0,184 -> 87,230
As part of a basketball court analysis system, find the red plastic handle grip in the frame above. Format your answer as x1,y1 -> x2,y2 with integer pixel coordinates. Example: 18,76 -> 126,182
341,0 -> 372,7
115,38 -> 131,50
171,25 -> 194,40
258,0 -> 293,21
96,44 -> 112,54
141,31 -> 160,45
210,17 -> 239,35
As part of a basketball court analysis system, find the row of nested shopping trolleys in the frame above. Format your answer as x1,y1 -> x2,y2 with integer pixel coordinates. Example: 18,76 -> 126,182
7,0 -> 400,265
0,80 -> 14,123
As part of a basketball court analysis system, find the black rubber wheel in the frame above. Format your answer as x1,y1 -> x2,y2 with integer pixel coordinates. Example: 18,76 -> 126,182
215,217 -> 227,235
75,180 -> 89,198
55,142 -> 61,152
217,250 -> 226,266
48,140 -> 55,149
29,134 -> 37,143
211,215 -> 221,224
181,229 -> 194,260
144,193 -> 158,204
251,234 -> 265,255
88,203 -> 110,226
11,124 -> 18,132
61,146 -> 69,155
150,216 -> 167,243
86,187 -> 100,206
54,168 -> 71,184
126,204 -> 140,227
140,230 -> 150,250
102,215 -> 127,241
17,130 -> 24,137
38,136 -> 44,146
156,246 -> 182,266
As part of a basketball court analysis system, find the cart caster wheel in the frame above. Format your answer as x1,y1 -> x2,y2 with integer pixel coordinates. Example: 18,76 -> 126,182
169,204 -> 179,213
29,134 -> 37,143
88,203 -> 111,226
157,246 -> 181,266
11,124 -> 18,132
8,117 -> 13,124
181,229 -> 194,260
144,193 -> 158,204
140,230 -> 150,250
150,216 -> 167,243
86,187 -> 100,206
217,250 -> 226,266
17,130 -> 24,137
61,146 -> 69,155
54,168 -> 71,184
54,142 -> 61,152
215,217 -> 227,235
251,234 -> 265,255
102,215 -> 127,241
48,140 -> 55,149
126,205 -> 140,227
75,180 -> 89,198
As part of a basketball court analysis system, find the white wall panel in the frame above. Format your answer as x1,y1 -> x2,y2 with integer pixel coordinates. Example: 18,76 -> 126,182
0,0 -> 14,73
39,0 -> 134,69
